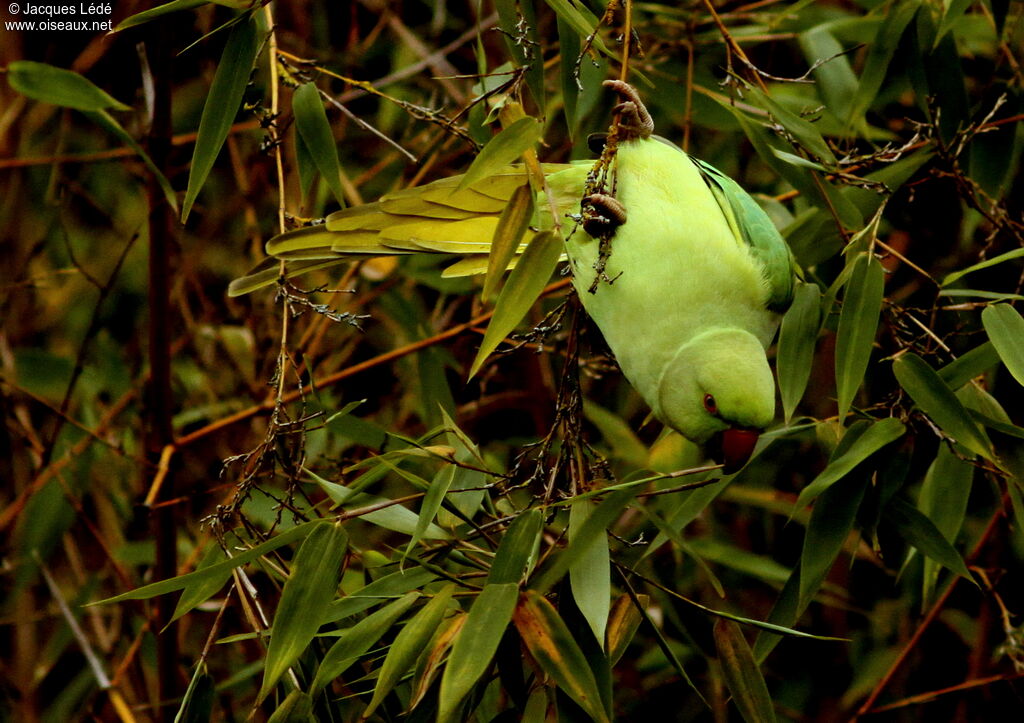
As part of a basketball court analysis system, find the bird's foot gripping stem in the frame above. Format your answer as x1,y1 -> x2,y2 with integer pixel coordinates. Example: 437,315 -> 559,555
603,79 -> 654,140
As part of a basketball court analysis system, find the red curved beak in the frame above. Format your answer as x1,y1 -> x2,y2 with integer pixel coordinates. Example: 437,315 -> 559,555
712,428 -> 760,474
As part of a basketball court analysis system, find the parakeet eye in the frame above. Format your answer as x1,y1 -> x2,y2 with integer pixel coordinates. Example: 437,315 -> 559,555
703,394 -> 718,415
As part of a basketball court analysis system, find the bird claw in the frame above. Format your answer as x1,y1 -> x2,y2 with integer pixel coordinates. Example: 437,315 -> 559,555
603,79 -> 654,139
582,192 -> 628,237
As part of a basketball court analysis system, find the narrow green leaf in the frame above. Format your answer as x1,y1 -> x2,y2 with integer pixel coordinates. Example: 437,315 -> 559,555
569,500 -> 611,646
169,545 -> 230,627
513,590 -> 611,723
323,567 -> 436,624
310,591 -> 420,696
363,585 -> 455,717
938,342 -> 1000,390
777,282 -> 821,423
404,464 -> 455,558
457,117 -> 543,191
798,26 -> 858,122
305,469 -> 449,539
835,253 -> 884,422
91,521 -> 321,605
8,61 -> 131,111
113,0 -> 205,32
259,522 -> 349,702
584,401 -> 649,468
292,82 -> 347,208
918,444 -> 973,603
557,14 -> 581,137
848,0 -> 921,124
982,304 -> 1024,387
799,474 -> 868,607
532,489 -> 635,594
470,230 -> 561,378
942,247 -> 1024,287
294,130 -> 316,204
935,0 -> 974,48
884,498 -> 974,582
488,509 -> 543,585
437,582 -> 519,723
714,618 -> 776,723
795,417 -> 904,509
174,668 -> 214,723
748,88 -> 835,165
266,690 -> 313,723
893,353 -> 995,461
543,0 -> 612,56
181,16 -> 259,222
483,183 -> 534,303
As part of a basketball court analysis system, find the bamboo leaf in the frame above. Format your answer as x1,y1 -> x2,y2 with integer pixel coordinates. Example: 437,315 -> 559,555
457,117 -> 543,191
848,0 -> 921,124
113,0 -> 206,32
799,474 -> 868,608
605,593 -> 645,666
795,418 -> 904,509
569,499 -> 611,646
714,618 -> 776,723
363,584 -> 455,717
323,567 -> 436,624
181,15 -> 259,222
310,591 -> 420,697
305,468 -> 449,539
7,61 -> 131,111
259,522 -> 349,702
942,247 -> 1024,287
404,464 -> 455,558
470,230 -> 562,378
885,498 -> 974,582
437,582 -> 519,723
918,444 -> 974,603
483,183 -> 534,303
513,590 -> 611,723
938,342 -> 1000,390
777,282 -> 821,423
893,353 -> 996,461
92,521 -> 322,605
292,82 -> 346,208
174,668 -> 214,723
543,0 -> 611,56
169,545 -> 231,627
836,253 -> 884,422
532,489 -> 635,594
488,509 -> 543,585
266,690 -> 313,723
798,26 -> 858,122
747,88 -> 835,165
982,304 -> 1024,387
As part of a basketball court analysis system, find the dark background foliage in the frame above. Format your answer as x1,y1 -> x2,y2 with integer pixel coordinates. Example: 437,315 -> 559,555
2,0 -> 1023,721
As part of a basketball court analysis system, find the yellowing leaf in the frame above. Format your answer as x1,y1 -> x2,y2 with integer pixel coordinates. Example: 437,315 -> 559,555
457,117 -> 543,191
513,590 -> 611,723
714,618 -> 776,723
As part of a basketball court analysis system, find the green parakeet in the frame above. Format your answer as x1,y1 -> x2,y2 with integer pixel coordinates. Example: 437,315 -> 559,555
231,81 -> 798,472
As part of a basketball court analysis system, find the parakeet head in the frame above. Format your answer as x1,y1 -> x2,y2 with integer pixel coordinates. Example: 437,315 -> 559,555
655,328 -> 776,473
